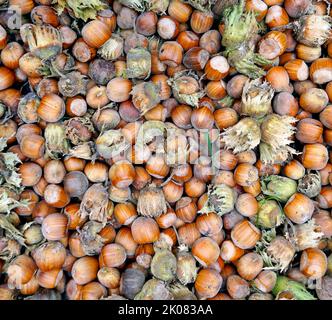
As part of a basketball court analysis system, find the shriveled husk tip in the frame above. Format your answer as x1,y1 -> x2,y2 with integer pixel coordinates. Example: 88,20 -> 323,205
150,249 -> 177,282
0,238 -> 21,262
96,130 -> 130,160
221,117 -> 261,154
199,183 -> 237,216
256,230 -> 295,272
137,185 -> 167,218
58,71 -> 89,98
79,184 -> 109,225
56,0 -> 107,21
25,24 -> 62,60
287,219 -> 324,252
134,279 -> 173,300
44,123 -> 69,160
241,79 -> 274,118
297,172 -> 321,198
126,48 -> 151,80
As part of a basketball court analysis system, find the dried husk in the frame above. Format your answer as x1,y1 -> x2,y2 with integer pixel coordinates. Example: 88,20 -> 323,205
241,79 -> 274,118
65,116 -> 95,145
134,279 -> 173,300
78,221 -> 105,255
44,123 -> 69,159
131,82 -> 161,115
184,0 -> 216,12
118,0 -> 145,12
137,185 -> 167,218
126,48 -> 151,79
98,34 -> 124,61
176,249 -> 198,285
297,172 -> 321,198
168,74 -> 205,107
221,117 -> 261,154
168,283 -> 197,300
199,184 -> 237,216
68,142 -> 97,160
96,130 -> 130,160
80,184 -> 109,225
295,15 -> 332,48
25,24 -> 62,60
0,238 -> 21,262
58,71 -> 89,97
288,219 -> 324,251
145,0 -> 169,14
260,114 -> 297,152
56,0 -> 107,21
0,139 -> 22,189
256,230 -> 295,272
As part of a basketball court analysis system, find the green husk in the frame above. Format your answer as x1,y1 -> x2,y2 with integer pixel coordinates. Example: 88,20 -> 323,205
56,0 -> 107,21
199,184 -> 237,216
261,175 -> 297,202
255,198 -> 284,229
222,0 -> 258,48
273,276 -> 316,300
150,249 -> 177,282
227,47 -> 271,79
